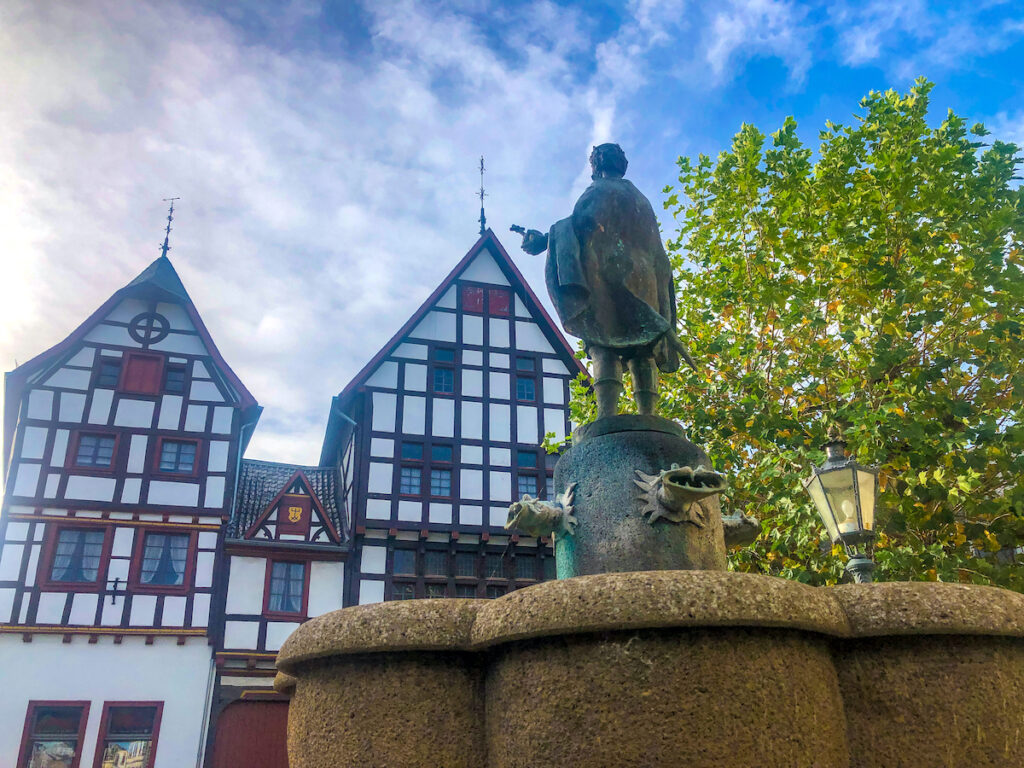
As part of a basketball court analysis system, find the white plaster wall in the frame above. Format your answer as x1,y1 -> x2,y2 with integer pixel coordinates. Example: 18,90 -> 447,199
433,399 -> 455,438
366,360 -> 398,388
516,321 -> 554,352
0,635 -> 213,768
114,399 -> 155,428
21,427 -> 48,459
461,402 -> 482,439
370,438 -> 393,458
27,390 -> 53,419
147,481 -> 200,507
87,389 -> 114,424
460,252 -> 509,284
403,396 -> 426,434
404,364 -> 427,391
371,392 -> 397,431
64,475 -> 116,502
58,392 -> 87,422
225,556 -> 266,614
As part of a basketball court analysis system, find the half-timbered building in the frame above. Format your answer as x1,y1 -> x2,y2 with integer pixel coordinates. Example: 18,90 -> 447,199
0,228 -> 582,767
319,229 -> 585,608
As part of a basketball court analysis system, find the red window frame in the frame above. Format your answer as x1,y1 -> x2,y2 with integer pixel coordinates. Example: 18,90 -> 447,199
65,429 -> 121,473
460,285 -> 484,313
488,287 -> 511,316
38,523 -> 114,593
262,558 -> 310,620
128,528 -> 198,595
151,436 -> 203,478
17,700 -> 91,768
92,701 -> 164,768
118,352 -> 165,395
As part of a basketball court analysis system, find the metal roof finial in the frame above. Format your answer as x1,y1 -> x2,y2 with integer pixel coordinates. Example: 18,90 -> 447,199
478,156 -> 487,236
159,197 -> 180,258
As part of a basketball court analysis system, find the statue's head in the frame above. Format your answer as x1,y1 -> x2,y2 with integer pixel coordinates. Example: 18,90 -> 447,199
590,143 -> 628,179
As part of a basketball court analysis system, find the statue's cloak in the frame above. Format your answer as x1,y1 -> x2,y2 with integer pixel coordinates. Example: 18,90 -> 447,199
545,177 -> 680,372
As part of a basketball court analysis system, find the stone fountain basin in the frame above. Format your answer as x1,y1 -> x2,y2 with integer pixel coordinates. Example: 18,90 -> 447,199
276,571 -> 1024,768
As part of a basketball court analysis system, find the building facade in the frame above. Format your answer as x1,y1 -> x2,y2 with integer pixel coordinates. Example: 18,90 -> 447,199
0,230 -> 582,767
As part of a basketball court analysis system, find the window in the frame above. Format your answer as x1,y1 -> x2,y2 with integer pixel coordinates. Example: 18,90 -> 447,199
157,440 -> 197,474
515,556 -> 537,580
455,584 -> 478,598
431,445 -> 453,462
121,352 -> 163,395
486,585 -> 506,599
455,552 -> 476,578
392,583 -> 416,600
95,359 -> 121,388
96,704 -> 161,768
401,442 -> 423,460
544,475 -> 555,500
393,549 -> 416,575
430,469 -> 452,497
18,702 -> 89,768
516,357 -> 536,372
488,288 -> 511,316
163,365 -> 186,394
517,475 -> 538,498
543,557 -> 557,580
266,561 -> 306,615
516,377 -> 536,401
433,347 -> 456,363
399,466 -> 421,495
425,584 -> 447,598
517,449 -> 538,468
461,285 -> 484,313
74,433 -> 116,469
137,533 -> 190,587
50,528 -> 106,584
424,550 -> 447,576
433,368 -> 454,394
485,553 -> 505,579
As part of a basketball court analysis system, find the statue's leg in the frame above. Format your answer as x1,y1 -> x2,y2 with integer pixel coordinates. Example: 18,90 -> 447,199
629,356 -> 658,416
591,346 -> 623,420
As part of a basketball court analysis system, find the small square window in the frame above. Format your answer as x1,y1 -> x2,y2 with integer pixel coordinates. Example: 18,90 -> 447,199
544,475 -> 555,500
433,348 -> 456,363
424,550 -> 448,576
461,285 -> 484,313
488,288 -> 511,316
431,445 -> 453,462
96,359 -> 122,388
455,584 -> 478,598
433,368 -> 454,394
455,552 -> 477,578
486,585 -> 506,599
50,528 -> 105,583
425,583 -> 447,598
393,549 -> 416,575
485,553 -> 505,579
401,443 -> 424,460
517,475 -> 538,498
516,377 -> 536,401
516,357 -> 536,371
267,561 -> 305,614
430,469 -> 452,497
391,583 -> 416,600
399,466 -> 421,495
75,433 -> 116,468
515,557 -> 536,580
158,440 -> 197,474
164,365 -> 186,394
516,450 -> 538,468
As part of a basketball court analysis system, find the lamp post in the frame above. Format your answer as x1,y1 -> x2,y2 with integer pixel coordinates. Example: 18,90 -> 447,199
803,433 -> 878,583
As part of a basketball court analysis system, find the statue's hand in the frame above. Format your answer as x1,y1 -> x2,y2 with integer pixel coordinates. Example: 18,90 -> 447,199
521,229 -> 549,256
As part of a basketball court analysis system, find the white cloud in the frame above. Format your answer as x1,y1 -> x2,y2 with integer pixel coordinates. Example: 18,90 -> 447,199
705,0 -> 811,84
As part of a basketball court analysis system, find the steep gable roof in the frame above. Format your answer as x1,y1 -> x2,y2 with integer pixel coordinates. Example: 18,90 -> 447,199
319,228 -> 586,464
4,255 -> 260,471
230,459 -> 346,541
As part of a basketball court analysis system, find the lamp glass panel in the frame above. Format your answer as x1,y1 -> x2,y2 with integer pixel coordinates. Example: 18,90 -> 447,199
857,469 -> 876,531
805,475 -> 839,541
820,467 -> 859,534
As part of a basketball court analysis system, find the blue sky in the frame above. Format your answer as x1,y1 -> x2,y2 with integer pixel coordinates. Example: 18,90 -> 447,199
1,0 -> 1022,464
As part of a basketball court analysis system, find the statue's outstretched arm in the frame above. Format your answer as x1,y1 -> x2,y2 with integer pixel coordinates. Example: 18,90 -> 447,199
510,224 -> 549,255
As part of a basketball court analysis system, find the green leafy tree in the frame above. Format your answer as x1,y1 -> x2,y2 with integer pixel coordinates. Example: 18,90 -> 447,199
647,80 -> 1024,588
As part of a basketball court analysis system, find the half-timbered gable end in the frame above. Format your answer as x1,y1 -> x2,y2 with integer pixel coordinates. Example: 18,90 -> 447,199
0,253 -> 261,768
221,460 -> 346,667
319,230 -> 584,606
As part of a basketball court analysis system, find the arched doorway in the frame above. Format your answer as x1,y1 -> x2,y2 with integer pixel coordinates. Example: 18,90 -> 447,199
209,699 -> 289,768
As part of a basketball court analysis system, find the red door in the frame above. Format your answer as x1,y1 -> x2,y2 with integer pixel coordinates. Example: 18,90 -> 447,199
210,700 -> 289,768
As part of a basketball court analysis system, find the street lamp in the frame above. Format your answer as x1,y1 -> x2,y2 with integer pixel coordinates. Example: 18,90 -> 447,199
804,433 -> 878,583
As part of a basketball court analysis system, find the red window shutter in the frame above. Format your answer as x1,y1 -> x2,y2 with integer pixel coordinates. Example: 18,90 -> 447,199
122,353 -> 164,394
461,285 -> 484,313
488,288 -> 511,316
276,494 -> 313,537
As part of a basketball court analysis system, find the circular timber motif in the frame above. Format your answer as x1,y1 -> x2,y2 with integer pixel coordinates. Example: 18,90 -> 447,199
128,311 -> 170,345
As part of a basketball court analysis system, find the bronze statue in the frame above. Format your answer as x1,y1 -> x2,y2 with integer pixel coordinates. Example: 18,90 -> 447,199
513,143 -> 692,419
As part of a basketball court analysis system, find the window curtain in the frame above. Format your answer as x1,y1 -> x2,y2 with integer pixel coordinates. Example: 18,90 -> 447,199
140,533 -> 189,585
